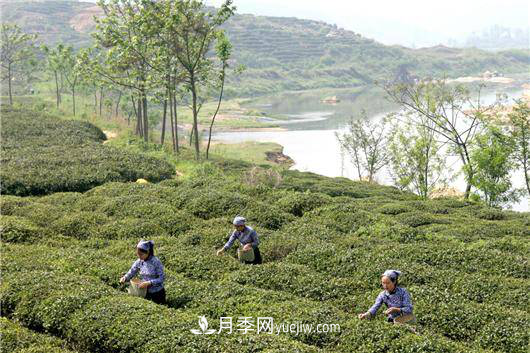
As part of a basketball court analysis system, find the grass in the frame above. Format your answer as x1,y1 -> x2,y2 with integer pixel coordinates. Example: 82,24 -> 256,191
208,141 -> 291,166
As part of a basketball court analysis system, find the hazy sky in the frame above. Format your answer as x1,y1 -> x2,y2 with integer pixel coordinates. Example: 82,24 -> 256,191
206,0 -> 530,47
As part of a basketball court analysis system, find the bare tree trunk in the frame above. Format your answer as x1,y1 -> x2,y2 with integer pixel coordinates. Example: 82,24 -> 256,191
190,77 -> 200,160
115,91 -> 122,117
206,70 -> 225,159
161,88 -> 168,145
7,64 -> 13,105
173,90 -> 179,154
462,145 -> 474,200
136,95 -> 143,137
523,163 -> 530,195
72,85 -> 76,116
169,88 -> 176,152
99,87 -> 103,116
94,90 -> 97,114
142,94 -> 148,142
130,95 -> 137,127
54,70 -> 60,108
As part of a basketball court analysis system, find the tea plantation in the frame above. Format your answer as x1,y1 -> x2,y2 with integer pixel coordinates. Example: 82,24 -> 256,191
1,109 -> 529,352
0,107 -> 174,196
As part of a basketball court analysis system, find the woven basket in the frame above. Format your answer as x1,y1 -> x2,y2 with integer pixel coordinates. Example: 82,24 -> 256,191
128,278 -> 147,298
237,246 -> 255,262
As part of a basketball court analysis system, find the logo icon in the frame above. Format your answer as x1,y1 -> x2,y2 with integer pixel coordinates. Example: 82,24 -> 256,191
190,315 -> 216,335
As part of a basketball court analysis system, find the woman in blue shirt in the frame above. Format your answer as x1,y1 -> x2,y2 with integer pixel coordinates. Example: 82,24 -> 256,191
358,270 -> 416,324
216,216 -> 262,264
120,240 -> 166,304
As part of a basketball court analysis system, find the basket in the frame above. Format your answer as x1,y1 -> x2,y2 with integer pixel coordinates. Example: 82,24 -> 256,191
237,246 -> 255,262
128,278 -> 147,298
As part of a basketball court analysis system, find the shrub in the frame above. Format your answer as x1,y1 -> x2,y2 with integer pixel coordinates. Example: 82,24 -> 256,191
354,221 -> 420,243
0,317 -> 73,353
10,202 -> 66,227
51,212 -> 109,239
98,218 -> 168,239
396,211 -> 437,227
0,108 -> 174,196
185,190 -> 251,219
0,216 -> 44,243
244,202 -> 295,230
0,195 -> 33,215
277,191 -> 332,216
302,204 -> 382,234
376,203 -> 414,215
475,208 -> 506,220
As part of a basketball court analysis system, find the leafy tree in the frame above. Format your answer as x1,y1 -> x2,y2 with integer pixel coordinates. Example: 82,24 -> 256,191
42,44 -> 64,109
336,110 -> 390,183
388,113 -> 449,199
169,0 -> 235,160
385,80 -> 497,199
507,99 -> 530,195
468,125 -> 519,207
84,0 -> 161,141
0,23 -> 38,105
206,31 -> 234,159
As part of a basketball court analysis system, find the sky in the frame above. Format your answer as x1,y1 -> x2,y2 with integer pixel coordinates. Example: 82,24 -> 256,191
205,0 -> 530,47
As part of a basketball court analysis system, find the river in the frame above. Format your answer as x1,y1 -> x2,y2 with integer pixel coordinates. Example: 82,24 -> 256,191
213,85 -> 529,212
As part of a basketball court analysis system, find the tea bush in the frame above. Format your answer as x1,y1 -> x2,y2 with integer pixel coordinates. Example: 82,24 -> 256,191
2,109 -> 530,352
276,191 -> 333,216
0,216 -> 44,243
1,108 -> 174,196
0,317 -> 74,353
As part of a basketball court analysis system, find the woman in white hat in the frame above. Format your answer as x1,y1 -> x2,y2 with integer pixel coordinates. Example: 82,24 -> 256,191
120,239 -> 166,304
358,270 -> 415,324
216,216 -> 262,264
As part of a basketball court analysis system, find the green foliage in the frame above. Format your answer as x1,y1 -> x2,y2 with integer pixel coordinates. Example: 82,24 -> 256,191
376,203 -> 414,215
468,125 -> 519,207
277,191 -> 333,216
336,111 -> 390,182
387,115 -> 448,199
0,216 -> 44,243
1,107 -> 529,352
1,107 -> 174,196
507,99 -> 530,196
0,317 -> 73,353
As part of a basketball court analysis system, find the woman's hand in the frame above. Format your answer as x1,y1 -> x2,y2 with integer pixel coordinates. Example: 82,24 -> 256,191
384,307 -> 401,315
119,276 -> 127,284
242,244 -> 252,251
216,248 -> 224,256
139,281 -> 151,289
358,312 -> 370,320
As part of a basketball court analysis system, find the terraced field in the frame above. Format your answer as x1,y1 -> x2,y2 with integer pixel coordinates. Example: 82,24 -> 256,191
1,108 -> 529,352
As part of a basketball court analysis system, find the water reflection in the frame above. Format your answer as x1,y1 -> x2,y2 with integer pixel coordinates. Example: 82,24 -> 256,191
215,86 -> 529,212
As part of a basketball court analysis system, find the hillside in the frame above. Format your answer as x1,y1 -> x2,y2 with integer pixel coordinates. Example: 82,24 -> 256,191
1,0 -> 529,97
1,107 -> 529,352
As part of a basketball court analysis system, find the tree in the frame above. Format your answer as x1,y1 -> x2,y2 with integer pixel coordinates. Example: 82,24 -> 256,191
385,80 -> 495,199
170,0 -> 235,160
206,31 -> 233,159
0,24 -> 38,105
387,113 -> 449,199
336,110 -> 390,183
42,44 -> 64,109
86,0 -> 161,141
507,99 -> 530,196
61,46 -> 81,116
467,125 -> 519,207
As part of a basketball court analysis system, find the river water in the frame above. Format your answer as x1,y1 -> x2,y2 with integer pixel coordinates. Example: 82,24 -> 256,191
213,86 -> 529,212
